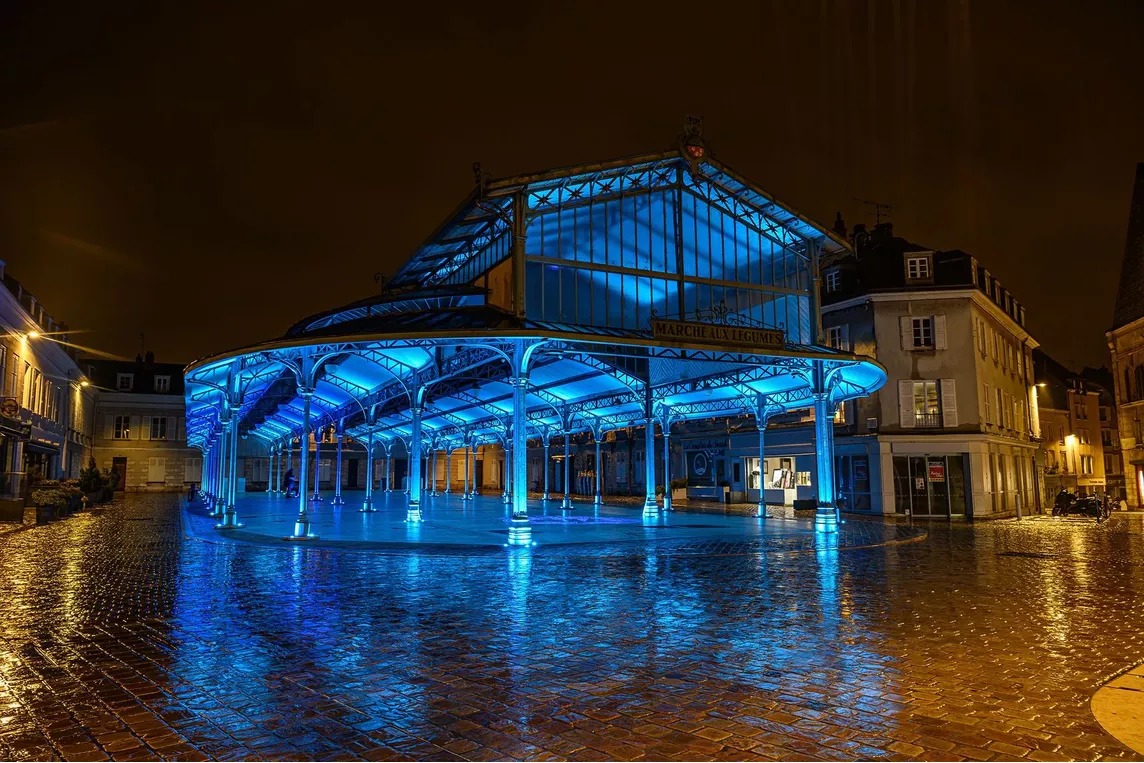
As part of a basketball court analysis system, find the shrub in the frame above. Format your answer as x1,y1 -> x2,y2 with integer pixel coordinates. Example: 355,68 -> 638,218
79,458 -> 105,493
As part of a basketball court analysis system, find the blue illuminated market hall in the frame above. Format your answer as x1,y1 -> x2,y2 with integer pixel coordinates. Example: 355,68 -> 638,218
185,125 -> 886,544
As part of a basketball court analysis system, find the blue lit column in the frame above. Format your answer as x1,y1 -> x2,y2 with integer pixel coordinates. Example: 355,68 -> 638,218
291,390 -> 318,539
311,427 -> 323,502
462,441 -> 471,500
384,442 -> 392,492
662,412 -> 673,512
508,374 -> 531,545
407,406 -> 423,522
218,400 -> 243,529
430,446 -> 438,496
275,444 -> 283,492
444,448 -> 452,495
213,421 -> 229,517
361,429 -> 376,512
332,419 -> 345,505
542,432 -> 550,501
642,417 -> 658,517
501,436 -> 511,505
593,427 -> 603,506
755,395 -> 776,519
813,391 -> 838,533
562,431 -> 572,510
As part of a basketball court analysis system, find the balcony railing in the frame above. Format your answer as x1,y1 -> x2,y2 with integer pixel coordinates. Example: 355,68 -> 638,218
913,412 -> 943,428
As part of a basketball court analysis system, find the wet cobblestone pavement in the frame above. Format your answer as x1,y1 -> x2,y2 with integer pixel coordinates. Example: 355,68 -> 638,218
2,494 -> 1144,761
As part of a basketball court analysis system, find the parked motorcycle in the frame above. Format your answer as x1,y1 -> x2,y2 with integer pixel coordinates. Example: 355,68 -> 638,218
1052,491 -> 1111,521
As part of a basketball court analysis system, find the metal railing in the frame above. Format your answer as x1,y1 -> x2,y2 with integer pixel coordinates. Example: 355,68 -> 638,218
913,412 -> 943,428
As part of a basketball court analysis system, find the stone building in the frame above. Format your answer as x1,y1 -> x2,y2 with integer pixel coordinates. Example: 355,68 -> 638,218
0,260 -> 95,519
84,355 -> 200,492
820,223 -> 1041,517
1033,352 -> 1121,503
1107,163 -> 1144,507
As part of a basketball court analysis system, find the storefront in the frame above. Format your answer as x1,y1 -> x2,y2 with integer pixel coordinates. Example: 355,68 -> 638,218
892,453 -> 970,518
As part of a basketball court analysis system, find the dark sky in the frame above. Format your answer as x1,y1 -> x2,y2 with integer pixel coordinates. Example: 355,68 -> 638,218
2,1 -> 1142,369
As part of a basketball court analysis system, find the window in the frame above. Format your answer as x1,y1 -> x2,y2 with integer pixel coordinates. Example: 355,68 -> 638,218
114,415 -> 130,439
977,320 -> 987,356
1059,450 -> 1068,472
996,388 -> 1005,428
984,383 -> 992,424
906,256 -> 930,279
154,375 -> 171,393
825,269 -> 840,293
150,417 -> 168,441
1102,429 -> 1113,447
117,373 -> 134,391
910,380 -> 941,427
1106,455 -> 1116,474
826,325 -> 850,352
1079,429 -> 1089,445
912,317 -> 933,348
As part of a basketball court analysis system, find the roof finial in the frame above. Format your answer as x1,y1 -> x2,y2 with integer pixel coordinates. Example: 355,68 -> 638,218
679,115 -> 706,172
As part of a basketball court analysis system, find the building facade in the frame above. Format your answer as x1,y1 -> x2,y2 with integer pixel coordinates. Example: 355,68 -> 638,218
820,224 -> 1041,518
0,260 -> 95,517
1033,353 -> 1121,503
1108,163 -> 1144,507
84,356 -> 200,492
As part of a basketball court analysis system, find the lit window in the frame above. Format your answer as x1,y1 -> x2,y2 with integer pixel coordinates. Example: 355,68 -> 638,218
114,415 -> 130,439
825,269 -> 841,293
154,375 -> 171,393
116,373 -> 134,391
912,317 -> 933,348
912,380 -> 941,427
150,417 -> 167,440
907,256 -> 930,279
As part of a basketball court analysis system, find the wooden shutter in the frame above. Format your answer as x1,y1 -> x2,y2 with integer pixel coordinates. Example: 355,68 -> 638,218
130,415 -> 141,440
142,415 -> 152,441
941,379 -> 958,427
984,384 -> 992,424
934,315 -> 947,350
899,380 -> 915,428
167,417 -> 176,441
103,414 -> 114,439
148,457 -> 166,483
900,316 -> 913,349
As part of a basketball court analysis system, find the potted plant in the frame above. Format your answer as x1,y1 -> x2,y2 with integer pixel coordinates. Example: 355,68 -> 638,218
101,467 -> 118,502
79,458 -> 105,506
30,481 -> 68,524
60,480 -> 84,513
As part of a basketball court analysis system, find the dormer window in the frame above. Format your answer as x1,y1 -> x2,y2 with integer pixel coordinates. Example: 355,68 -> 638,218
825,268 -> 841,293
154,375 -> 171,393
906,255 -> 931,280
116,373 -> 134,391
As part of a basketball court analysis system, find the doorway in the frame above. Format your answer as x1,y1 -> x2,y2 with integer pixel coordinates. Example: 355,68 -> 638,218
348,458 -> 359,489
112,457 -> 127,491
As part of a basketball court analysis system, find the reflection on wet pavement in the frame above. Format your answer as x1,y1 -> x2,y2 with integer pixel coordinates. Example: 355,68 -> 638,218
1,493 -> 1142,760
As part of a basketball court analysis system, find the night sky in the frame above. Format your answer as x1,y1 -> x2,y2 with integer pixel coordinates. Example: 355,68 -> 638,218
2,1 -> 1142,370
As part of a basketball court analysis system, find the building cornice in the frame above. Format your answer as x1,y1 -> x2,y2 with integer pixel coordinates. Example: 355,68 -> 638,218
823,288 -> 1038,347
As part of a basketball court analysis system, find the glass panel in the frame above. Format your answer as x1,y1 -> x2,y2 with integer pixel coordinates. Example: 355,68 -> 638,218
948,455 -> 967,515
893,456 -> 912,514
909,456 -> 929,514
927,456 -> 951,516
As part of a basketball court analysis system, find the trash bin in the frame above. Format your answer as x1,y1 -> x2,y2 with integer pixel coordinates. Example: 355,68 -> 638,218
723,486 -> 731,504
35,504 -> 55,525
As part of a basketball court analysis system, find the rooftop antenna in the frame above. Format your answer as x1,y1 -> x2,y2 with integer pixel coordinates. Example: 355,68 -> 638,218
855,198 -> 893,226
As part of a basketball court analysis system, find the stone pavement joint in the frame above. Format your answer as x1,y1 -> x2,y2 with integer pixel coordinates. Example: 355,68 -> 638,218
0,493 -> 1142,760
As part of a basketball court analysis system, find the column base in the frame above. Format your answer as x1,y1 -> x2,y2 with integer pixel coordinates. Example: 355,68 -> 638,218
216,507 -> 243,530
310,494 -> 323,502
663,498 -> 672,513
507,516 -> 532,546
331,495 -> 344,505
542,492 -> 551,501
756,503 -> 773,519
288,515 -> 319,540
359,498 -> 375,512
406,505 -> 423,523
814,506 -> 838,533
561,496 -> 572,510
642,496 -> 659,516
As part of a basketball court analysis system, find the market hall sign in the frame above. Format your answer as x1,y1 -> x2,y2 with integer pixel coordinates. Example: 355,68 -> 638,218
652,319 -> 785,350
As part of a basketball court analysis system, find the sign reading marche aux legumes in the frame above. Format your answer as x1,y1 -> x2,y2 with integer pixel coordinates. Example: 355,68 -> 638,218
651,319 -> 784,350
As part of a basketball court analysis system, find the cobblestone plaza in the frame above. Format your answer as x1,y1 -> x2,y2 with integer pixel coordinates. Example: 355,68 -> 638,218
1,495 -> 1143,761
